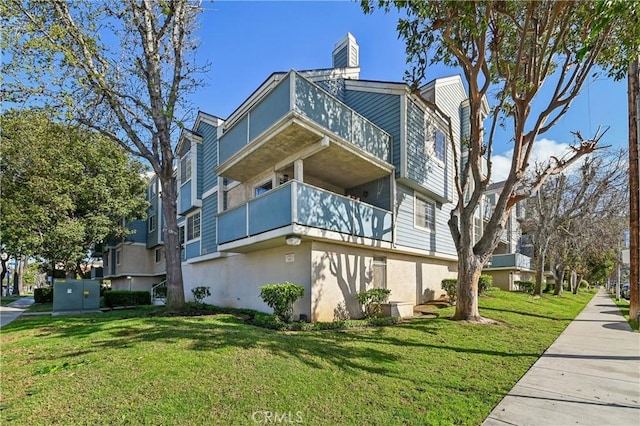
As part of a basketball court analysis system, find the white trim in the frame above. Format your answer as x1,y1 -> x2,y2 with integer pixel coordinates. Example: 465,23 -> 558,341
217,177 -> 225,214
344,79 -> 408,96
202,185 -> 219,200
225,180 -> 241,191
104,272 -> 166,279
185,251 -> 235,264
300,67 -> 361,82
400,95 -> 407,178
186,210 -> 202,242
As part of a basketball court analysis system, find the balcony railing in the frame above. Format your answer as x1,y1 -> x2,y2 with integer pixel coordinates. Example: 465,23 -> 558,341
488,253 -> 532,270
218,72 -> 391,166
217,180 -> 393,245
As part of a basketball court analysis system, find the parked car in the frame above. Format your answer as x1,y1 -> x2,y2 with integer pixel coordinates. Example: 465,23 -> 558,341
620,283 -> 630,300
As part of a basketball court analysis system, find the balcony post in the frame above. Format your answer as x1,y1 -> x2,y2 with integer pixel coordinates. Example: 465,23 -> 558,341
294,159 -> 304,182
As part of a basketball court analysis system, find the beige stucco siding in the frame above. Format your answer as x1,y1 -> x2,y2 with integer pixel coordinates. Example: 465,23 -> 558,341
182,243 -> 312,318
484,269 -> 536,291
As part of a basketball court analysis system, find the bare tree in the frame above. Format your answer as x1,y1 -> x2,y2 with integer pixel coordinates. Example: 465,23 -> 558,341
2,0 -> 207,310
363,1 -> 639,321
523,152 -> 628,296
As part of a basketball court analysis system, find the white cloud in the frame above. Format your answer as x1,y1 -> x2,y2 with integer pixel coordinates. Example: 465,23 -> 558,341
490,138 -> 575,183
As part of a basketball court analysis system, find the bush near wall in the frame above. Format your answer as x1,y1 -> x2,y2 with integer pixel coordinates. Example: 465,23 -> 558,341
104,290 -> 151,308
34,287 -> 53,303
478,274 -> 493,295
515,280 -> 534,294
441,279 -> 458,304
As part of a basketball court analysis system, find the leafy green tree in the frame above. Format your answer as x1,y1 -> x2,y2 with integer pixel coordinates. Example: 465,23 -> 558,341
0,109 -> 148,280
1,0 -> 205,310
364,0 -> 639,321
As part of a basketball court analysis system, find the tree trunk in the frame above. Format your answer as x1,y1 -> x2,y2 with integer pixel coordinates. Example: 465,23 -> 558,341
553,265 -> 564,296
453,251 -> 482,320
628,57 -> 639,322
533,252 -> 545,296
159,174 -> 185,311
12,258 -> 21,297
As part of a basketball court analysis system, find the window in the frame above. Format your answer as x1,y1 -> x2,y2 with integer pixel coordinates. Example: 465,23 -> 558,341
179,226 -> 185,246
474,217 -> 482,244
415,195 -> 436,231
373,257 -> 387,289
187,212 -> 201,241
155,248 -> 164,263
116,249 -> 121,266
104,253 -> 109,268
148,181 -> 157,199
434,129 -> 446,162
148,214 -> 156,232
254,180 -> 273,197
180,152 -> 192,184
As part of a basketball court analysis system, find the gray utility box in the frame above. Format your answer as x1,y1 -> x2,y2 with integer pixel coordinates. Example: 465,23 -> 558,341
53,279 -> 101,312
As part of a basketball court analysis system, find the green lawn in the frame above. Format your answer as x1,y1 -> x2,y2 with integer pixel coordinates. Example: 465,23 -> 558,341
610,294 -> 639,331
0,289 -> 595,425
0,296 -> 21,307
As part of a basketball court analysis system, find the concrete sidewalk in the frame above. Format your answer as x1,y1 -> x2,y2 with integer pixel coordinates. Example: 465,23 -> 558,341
484,289 -> 640,426
0,296 -> 35,328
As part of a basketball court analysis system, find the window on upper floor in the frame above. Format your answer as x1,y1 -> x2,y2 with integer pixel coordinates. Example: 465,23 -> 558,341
474,216 -> 482,244
415,194 -> 436,232
180,152 -> 192,184
116,249 -> 122,266
148,214 -> 156,232
187,212 -> 201,241
179,225 -> 185,246
148,181 -> 157,199
104,253 -> 109,268
434,129 -> 446,163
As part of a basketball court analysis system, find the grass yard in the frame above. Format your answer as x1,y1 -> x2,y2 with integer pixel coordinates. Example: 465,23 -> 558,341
0,289 -> 595,425
610,294 -> 639,331
0,296 -> 22,307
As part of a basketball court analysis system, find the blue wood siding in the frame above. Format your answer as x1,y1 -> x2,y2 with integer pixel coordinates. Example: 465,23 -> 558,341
179,181 -> 192,214
405,99 -> 451,202
344,90 -> 400,170
126,219 -> 147,243
178,138 -> 191,156
196,143 -> 203,199
219,115 -> 248,164
185,241 -> 200,259
333,45 -> 348,68
201,195 -> 217,256
395,184 -> 456,256
198,121 -> 219,193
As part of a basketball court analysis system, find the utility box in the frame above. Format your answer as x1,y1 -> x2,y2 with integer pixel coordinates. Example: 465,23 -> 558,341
53,279 -> 101,312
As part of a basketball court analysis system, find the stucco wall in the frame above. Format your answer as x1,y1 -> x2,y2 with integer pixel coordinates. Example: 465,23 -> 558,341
110,276 -> 161,292
182,243 -> 312,318
310,241 -> 457,321
484,269 -> 536,291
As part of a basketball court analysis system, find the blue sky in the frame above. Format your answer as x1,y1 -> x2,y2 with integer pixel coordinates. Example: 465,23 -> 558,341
192,1 -> 629,180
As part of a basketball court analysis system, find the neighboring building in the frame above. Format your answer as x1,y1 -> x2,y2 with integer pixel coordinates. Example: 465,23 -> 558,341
174,34 -> 479,321
101,175 -> 166,292
481,181 -> 535,290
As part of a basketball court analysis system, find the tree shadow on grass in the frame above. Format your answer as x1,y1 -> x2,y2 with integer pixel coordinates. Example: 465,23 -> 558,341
480,306 -> 575,321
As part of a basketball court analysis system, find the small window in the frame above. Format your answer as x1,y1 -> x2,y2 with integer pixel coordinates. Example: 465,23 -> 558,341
116,249 -> 122,266
148,214 -> 156,232
434,129 -> 446,162
155,248 -> 164,263
187,212 -> 201,241
415,195 -> 436,232
254,180 -> 273,197
104,253 -> 109,268
179,226 -> 185,246
373,257 -> 387,289
180,152 -> 192,184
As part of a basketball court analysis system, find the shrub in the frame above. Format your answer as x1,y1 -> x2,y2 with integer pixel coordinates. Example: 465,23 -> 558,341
251,312 -> 400,331
515,280 -> 534,294
579,279 -> 589,289
104,290 -> 151,308
191,286 -> 211,305
34,287 -> 53,303
441,278 -> 457,304
356,288 -> 391,318
259,282 -> 305,323
478,274 -> 493,295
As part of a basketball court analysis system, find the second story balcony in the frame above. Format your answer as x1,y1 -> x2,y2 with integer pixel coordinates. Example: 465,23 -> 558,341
217,180 -> 393,252
216,71 -> 392,186
487,253 -> 532,270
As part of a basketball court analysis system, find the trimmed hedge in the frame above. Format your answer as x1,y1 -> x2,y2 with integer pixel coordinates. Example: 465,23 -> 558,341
251,312 -> 400,331
441,279 -> 458,304
34,287 -> 53,303
515,280 -> 534,294
259,282 -> 304,323
104,290 -> 151,308
478,274 -> 493,295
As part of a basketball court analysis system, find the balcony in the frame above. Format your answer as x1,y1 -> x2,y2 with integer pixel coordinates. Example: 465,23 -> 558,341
487,253 -> 532,270
216,72 -> 392,187
217,180 -> 393,250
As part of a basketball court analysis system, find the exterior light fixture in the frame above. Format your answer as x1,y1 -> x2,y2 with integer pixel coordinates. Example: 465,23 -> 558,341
285,235 -> 301,246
